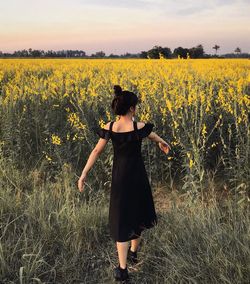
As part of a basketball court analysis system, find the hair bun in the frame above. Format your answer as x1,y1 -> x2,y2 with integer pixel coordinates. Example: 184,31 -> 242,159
114,85 -> 122,97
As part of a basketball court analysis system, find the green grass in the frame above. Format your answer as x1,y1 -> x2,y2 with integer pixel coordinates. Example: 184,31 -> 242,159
0,163 -> 249,284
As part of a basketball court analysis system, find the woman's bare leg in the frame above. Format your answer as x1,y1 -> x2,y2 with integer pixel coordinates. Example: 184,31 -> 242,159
130,236 -> 141,252
116,241 -> 129,269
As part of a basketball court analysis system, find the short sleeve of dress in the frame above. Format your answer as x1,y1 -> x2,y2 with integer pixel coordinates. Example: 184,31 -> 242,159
138,123 -> 154,139
96,127 -> 111,140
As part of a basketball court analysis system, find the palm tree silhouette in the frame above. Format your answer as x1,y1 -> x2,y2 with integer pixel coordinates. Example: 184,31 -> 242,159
234,47 -> 241,56
212,45 -> 220,55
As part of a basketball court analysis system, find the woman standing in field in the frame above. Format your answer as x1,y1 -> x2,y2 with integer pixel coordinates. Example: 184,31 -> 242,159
78,85 -> 171,282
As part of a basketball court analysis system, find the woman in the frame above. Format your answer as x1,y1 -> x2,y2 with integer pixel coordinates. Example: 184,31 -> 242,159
78,85 -> 171,282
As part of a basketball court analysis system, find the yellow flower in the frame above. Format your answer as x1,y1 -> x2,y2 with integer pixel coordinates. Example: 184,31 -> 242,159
106,111 -> 111,121
51,134 -> 61,145
99,118 -> 106,128
68,112 -> 86,130
173,120 -> 178,129
211,142 -> 217,148
166,100 -> 172,113
189,159 -> 194,168
202,124 -> 207,138
45,154 -> 52,161
237,117 -> 242,124
72,133 -> 78,141
159,52 -> 165,59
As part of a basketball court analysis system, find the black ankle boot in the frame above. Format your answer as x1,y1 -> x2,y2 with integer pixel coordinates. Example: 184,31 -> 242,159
127,245 -> 138,264
113,264 -> 129,281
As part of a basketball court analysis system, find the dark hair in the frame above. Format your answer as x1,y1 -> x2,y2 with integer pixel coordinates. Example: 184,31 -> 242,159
111,85 -> 138,115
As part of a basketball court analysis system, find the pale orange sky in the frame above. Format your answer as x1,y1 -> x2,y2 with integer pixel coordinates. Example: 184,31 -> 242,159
1,0 -> 250,55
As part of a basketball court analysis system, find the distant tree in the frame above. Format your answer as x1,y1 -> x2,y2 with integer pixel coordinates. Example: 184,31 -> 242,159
212,44 -> 220,55
139,51 -> 148,58
13,50 -> 20,57
234,47 -> 241,55
130,53 -> 140,58
119,52 -> 139,58
22,49 -> 29,57
13,49 -> 30,57
223,52 -> 250,58
162,47 -> 172,58
92,51 -> 105,58
23,48 -> 44,57
120,52 -> 130,58
28,48 -> 33,56
31,49 -> 43,57
79,50 -> 86,57
188,44 -> 205,58
46,50 -> 56,57
147,46 -> 160,59
108,53 -> 120,58
147,45 -> 172,59
173,47 -> 189,58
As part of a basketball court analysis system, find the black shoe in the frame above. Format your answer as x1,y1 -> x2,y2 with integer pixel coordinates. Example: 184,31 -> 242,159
113,264 -> 129,282
127,245 -> 138,265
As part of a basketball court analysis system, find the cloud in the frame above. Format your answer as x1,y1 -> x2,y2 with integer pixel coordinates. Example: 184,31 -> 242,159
164,0 -> 238,16
76,0 -> 151,9
176,4 -> 213,16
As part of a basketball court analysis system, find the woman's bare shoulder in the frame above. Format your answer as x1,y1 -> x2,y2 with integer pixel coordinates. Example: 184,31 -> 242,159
137,121 -> 147,130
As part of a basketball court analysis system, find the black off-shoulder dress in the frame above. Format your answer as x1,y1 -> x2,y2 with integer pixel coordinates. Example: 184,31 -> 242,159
96,120 -> 158,242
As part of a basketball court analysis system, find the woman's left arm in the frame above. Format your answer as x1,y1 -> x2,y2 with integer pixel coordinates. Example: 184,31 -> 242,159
148,131 -> 171,154
148,131 -> 170,146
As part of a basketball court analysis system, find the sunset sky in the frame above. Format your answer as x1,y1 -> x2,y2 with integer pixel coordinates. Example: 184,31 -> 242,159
1,0 -> 249,55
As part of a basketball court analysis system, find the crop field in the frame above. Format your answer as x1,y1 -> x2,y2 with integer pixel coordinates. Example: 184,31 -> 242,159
0,58 -> 249,283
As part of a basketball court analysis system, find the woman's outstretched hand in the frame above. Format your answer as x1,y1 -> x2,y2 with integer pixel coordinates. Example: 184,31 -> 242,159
78,173 -> 87,192
159,141 -> 171,155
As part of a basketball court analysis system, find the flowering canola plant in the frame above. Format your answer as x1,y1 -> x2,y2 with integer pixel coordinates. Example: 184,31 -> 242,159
0,58 -> 249,180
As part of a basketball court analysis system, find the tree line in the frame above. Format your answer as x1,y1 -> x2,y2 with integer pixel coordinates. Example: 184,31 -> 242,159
0,44 -> 249,58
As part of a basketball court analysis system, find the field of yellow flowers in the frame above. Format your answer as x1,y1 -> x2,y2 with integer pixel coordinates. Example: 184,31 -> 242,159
0,58 -> 249,283
0,58 -> 249,193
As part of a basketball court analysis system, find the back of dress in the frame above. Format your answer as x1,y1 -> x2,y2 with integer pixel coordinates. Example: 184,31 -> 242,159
96,120 -> 158,242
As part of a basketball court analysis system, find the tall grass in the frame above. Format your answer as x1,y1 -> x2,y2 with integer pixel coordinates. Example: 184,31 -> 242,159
0,156 -> 249,283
